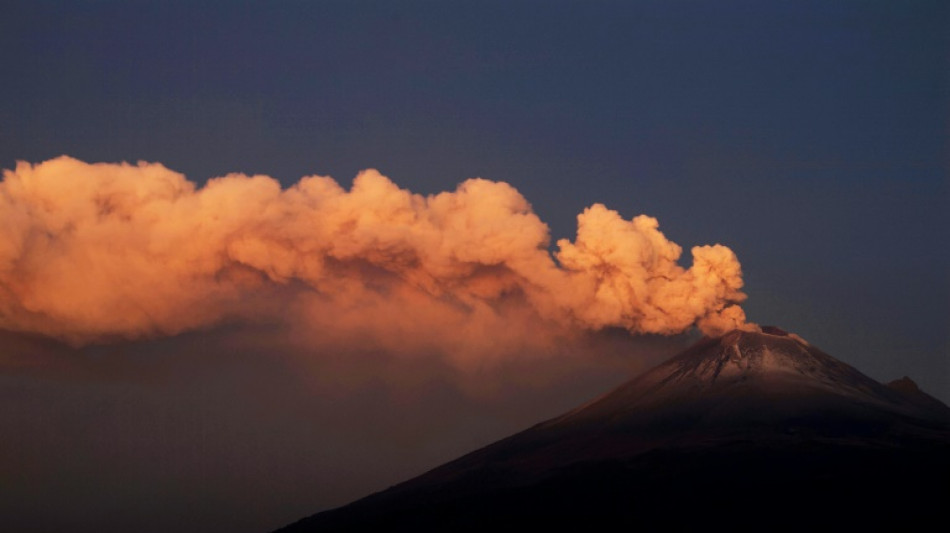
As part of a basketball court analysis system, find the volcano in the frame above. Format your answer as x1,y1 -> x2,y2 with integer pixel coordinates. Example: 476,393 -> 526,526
276,328 -> 950,532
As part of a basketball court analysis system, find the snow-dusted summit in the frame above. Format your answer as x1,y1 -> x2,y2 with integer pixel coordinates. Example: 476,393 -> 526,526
546,327 -> 949,436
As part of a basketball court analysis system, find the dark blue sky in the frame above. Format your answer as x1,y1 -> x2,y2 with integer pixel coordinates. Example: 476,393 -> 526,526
7,1 -> 944,394
1,2 -> 948,531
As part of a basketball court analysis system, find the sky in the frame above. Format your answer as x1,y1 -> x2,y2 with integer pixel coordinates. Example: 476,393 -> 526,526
1,1 -> 948,532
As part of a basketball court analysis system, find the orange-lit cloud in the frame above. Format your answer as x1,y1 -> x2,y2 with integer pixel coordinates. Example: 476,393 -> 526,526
0,156 -> 752,361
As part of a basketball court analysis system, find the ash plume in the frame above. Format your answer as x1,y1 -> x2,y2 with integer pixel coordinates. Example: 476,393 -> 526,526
0,156 -> 752,361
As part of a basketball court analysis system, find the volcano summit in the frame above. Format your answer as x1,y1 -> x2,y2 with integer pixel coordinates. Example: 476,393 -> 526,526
277,328 -> 950,532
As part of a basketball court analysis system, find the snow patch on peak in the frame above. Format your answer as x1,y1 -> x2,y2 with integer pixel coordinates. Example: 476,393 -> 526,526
546,325 -> 950,432
658,329 -> 863,396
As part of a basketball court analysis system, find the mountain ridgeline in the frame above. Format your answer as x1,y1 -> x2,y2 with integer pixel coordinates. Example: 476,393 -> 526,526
276,328 -> 950,532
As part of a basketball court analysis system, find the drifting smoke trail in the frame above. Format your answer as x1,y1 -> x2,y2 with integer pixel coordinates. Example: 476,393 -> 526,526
0,157 -> 752,360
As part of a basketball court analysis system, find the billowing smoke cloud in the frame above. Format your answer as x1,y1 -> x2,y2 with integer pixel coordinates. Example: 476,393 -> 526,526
0,156 -> 752,361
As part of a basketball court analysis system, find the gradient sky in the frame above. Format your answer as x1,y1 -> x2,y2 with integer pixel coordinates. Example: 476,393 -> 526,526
1,1 -> 948,532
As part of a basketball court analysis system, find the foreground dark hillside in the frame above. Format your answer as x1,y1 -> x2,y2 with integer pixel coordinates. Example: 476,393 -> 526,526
283,440 -> 948,531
